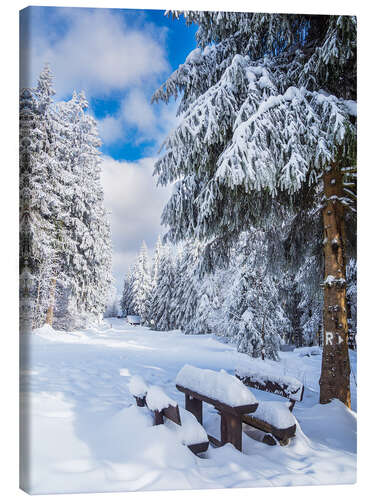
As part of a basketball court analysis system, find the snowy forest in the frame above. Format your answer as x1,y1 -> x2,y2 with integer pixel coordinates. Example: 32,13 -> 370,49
19,9 -> 358,494
19,66 -> 112,331
20,12 -> 357,403
20,12 -> 357,404
119,12 -> 357,405
121,231 -> 357,359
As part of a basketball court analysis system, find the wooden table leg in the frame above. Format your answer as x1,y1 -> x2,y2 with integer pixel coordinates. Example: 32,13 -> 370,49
220,412 -> 242,451
153,410 -> 164,425
185,394 -> 203,424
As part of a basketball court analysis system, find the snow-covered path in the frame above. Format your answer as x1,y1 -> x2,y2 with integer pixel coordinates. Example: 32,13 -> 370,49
20,319 -> 357,494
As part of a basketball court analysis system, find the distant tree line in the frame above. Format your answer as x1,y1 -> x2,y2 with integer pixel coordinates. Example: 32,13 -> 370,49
121,234 -> 357,361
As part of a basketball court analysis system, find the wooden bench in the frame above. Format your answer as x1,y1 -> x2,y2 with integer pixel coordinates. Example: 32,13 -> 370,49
129,376 -> 209,455
235,366 -> 304,446
176,365 -> 258,452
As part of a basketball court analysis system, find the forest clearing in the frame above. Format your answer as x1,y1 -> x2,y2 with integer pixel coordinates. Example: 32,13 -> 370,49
20,318 -> 356,494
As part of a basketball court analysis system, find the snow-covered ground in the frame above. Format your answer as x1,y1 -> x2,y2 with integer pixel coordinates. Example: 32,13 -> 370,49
20,319 -> 357,494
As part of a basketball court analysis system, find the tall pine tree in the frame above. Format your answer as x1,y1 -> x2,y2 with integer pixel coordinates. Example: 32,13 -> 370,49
153,12 -> 356,407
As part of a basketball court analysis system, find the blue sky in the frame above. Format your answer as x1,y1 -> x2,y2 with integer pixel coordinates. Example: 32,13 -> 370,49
20,6 -> 198,294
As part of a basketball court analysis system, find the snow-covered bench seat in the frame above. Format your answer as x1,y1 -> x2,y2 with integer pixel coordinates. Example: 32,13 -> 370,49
176,365 -> 258,452
235,363 -> 304,445
129,375 -> 209,455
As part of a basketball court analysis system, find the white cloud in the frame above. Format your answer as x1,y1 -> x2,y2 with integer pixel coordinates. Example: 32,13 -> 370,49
24,9 -> 170,98
121,88 -> 157,132
96,90 -> 180,151
100,155 -> 172,291
97,115 -> 124,145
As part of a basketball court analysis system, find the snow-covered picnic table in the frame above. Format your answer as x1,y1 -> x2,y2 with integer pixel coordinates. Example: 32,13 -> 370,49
176,365 -> 258,451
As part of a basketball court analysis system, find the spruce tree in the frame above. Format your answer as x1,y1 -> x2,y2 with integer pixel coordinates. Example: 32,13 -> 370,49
153,244 -> 176,331
19,66 -> 66,329
120,266 -> 136,317
133,242 -> 152,325
173,240 -> 201,334
153,12 -> 356,407
20,66 -> 112,330
53,91 -> 112,328
149,236 -> 164,326
223,231 -> 287,360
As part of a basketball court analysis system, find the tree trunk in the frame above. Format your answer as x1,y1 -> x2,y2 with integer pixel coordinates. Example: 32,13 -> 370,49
33,279 -> 41,329
319,164 -> 351,408
45,277 -> 57,326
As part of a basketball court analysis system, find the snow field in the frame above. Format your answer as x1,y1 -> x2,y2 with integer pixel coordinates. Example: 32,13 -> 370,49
20,319 -> 357,494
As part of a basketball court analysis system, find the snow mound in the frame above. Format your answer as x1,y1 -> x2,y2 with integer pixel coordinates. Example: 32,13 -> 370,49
252,401 -> 296,429
33,323 -> 56,335
146,386 -> 177,411
296,346 -> 322,357
176,364 -> 257,407
128,375 -> 148,398
164,407 -> 208,446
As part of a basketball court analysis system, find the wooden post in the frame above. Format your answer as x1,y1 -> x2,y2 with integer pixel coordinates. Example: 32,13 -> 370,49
185,394 -> 203,424
220,412 -> 242,451
153,410 -> 164,425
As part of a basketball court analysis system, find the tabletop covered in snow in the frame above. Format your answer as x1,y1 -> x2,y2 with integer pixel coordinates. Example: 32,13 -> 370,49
176,364 -> 258,407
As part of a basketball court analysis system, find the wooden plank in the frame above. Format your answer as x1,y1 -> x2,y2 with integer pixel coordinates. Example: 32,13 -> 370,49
207,434 -> 223,448
163,404 -> 181,426
187,441 -> 209,455
241,413 -> 296,440
176,384 -> 258,416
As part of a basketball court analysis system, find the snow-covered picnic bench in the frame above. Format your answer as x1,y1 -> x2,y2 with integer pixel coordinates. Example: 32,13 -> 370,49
176,365 -> 258,452
129,375 -> 209,455
235,363 -> 304,446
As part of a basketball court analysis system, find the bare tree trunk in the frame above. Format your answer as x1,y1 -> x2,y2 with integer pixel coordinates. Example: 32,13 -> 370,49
45,277 -> 57,326
319,164 -> 351,408
33,279 -> 41,329
261,312 -> 266,360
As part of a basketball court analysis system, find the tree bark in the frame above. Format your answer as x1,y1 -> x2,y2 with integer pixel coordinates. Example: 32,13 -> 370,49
45,277 -> 57,326
319,164 -> 351,408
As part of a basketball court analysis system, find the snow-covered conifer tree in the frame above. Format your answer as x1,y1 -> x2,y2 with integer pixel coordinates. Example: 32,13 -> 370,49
19,66 -> 67,329
133,242 -> 152,325
223,231 -> 287,360
346,259 -> 357,350
53,91 -> 112,328
148,236 -> 164,326
153,12 -> 356,407
20,66 -> 112,330
152,244 -> 176,331
172,240 -> 201,334
120,266 -> 136,317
